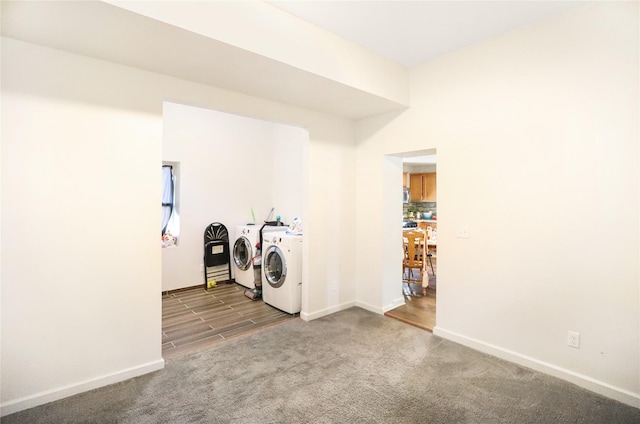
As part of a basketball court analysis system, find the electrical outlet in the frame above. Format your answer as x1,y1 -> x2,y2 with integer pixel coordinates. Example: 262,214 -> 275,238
200,263 -> 204,272
456,226 -> 469,238
567,331 -> 580,348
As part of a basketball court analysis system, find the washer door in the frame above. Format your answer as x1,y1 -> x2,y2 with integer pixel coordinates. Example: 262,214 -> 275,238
264,245 -> 286,288
233,237 -> 253,271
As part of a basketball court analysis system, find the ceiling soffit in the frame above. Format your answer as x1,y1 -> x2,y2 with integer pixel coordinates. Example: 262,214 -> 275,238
1,1 -> 408,120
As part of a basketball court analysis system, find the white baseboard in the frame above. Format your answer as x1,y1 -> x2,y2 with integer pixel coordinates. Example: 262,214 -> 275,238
301,299 -> 401,320
383,296 -> 406,313
1,358 -> 165,417
434,326 -> 640,409
301,301 -> 357,321
356,297 -> 406,315
354,300 -> 385,315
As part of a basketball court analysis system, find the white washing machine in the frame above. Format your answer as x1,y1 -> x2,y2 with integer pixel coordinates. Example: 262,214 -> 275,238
262,231 -> 303,314
232,224 -> 285,289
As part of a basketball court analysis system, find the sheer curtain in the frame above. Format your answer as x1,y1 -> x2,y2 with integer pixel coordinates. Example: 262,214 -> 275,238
162,165 -> 174,236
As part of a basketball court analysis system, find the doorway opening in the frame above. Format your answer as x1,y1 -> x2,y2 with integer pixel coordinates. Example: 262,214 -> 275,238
385,149 -> 437,331
161,101 -> 308,358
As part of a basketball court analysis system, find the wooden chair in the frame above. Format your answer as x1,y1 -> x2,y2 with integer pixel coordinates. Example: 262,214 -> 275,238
402,230 -> 430,295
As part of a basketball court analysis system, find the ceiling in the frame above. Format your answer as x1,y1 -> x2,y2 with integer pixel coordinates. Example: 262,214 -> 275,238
267,1 -> 590,67
1,0 -> 407,119
1,1 -> 592,120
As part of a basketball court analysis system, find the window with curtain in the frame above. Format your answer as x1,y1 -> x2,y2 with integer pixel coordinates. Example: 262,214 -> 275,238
162,164 -> 180,246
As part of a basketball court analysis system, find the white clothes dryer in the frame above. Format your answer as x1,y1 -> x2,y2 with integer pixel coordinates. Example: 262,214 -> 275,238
262,231 -> 303,314
233,224 -> 285,289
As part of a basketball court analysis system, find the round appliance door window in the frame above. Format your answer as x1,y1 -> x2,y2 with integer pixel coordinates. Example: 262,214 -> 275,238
264,246 -> 286,288
233,237 -> 252,271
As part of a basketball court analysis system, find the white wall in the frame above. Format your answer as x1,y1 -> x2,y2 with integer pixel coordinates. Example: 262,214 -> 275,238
271,124 -> 308,226
303,129 -> 357,319
0,39 -> 165,414
1,37 -> 357,415
356,2 -> 639,407
161,102 -> 307,291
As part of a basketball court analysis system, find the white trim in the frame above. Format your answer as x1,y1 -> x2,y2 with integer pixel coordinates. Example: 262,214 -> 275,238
301,299 -> 403,320
1,359 -> 165,417
383,296 -> 406,313
300,301 -> 357,321
434,327 -> 640,409
355,300 -> 385,315
355,297 -> 406,315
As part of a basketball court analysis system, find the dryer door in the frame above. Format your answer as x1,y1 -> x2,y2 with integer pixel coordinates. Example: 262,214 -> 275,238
264,245 -> 287,288
233,237 -> 253,271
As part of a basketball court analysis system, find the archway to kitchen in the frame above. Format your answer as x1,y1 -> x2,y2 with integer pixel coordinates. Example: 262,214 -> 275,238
383,148 -> 438,332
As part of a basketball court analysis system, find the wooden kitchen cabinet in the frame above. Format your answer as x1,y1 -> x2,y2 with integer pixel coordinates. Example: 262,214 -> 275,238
403,172 -> 408,188
423,173 -> 436,201
409,173 -> 422,201
409,172 -> 437,201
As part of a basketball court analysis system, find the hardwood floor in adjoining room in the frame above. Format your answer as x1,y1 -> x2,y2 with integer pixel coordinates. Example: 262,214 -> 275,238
385,289 -> 436,331
162,283 -> 297,359
385,257 -> 437,331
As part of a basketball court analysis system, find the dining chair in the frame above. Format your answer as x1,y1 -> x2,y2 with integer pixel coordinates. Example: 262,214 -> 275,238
402,229 -> 430,295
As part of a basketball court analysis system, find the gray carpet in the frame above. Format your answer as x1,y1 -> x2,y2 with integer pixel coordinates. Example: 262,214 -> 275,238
5,307 -> 639,423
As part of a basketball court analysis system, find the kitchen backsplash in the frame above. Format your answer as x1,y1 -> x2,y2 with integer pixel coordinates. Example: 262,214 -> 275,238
404,202 -> 437,219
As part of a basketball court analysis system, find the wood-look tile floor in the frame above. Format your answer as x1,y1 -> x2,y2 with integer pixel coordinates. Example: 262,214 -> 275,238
162,283 -> 297,359
385,257 -> 437,331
